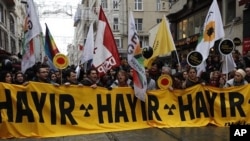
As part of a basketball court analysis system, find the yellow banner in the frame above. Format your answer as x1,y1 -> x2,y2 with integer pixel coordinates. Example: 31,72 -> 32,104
0,82 -> 250,138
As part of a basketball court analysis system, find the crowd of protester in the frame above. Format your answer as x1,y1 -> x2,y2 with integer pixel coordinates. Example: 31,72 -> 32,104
1,50 -> 250,91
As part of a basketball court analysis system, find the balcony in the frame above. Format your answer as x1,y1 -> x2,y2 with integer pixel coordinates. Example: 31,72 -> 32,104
3,0 -> 15,7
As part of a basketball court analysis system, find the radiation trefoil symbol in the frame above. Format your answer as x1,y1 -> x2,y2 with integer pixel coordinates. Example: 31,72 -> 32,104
164,104 -> 176,115
80,104 -> 93,117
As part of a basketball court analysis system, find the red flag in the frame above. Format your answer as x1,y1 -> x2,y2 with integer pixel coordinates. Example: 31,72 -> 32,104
93,6 -> 120,76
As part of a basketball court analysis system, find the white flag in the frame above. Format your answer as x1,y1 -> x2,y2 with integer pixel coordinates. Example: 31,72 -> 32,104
75,65 -> 81,79
21,0 -> 43,73
221,54 -> 236,74
24,0 -> 42,44
80,22 -> 94,64
127,11 -> 147,102
195,0 -> 224,76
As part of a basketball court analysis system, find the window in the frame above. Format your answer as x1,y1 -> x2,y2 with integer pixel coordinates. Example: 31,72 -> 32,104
194,10 -> 207,34
224,0 -> 236,24
0,5 -> 3,23
9,15 -> 15,34
115,38 -> 121,48
194,13 -> 202,34
157,0 -> 161,11
135,18 -> 143,31
113,17 -> 119,31
188,17 -> 194,36
169,0 -> 179,8
162,1 -> 166,9
182,19 -> 188,38
113,0 -> 119,10
178,19 -> 188,39
177,22 -> 182,39
135,0 -> 143,11
139,36 -> 148,48
0,28 -> 8,50
101,0 -> 108,9
19,39 -> 22,53
157,18 -> 162,24
11,37 -> 16,54
177,9 -> 207,40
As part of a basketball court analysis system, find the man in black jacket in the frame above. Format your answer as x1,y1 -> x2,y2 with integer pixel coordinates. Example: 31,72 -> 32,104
80,68 -> 103,88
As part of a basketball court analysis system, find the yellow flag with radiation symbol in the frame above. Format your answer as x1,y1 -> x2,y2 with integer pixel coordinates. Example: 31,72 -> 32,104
144,15 -> 176,68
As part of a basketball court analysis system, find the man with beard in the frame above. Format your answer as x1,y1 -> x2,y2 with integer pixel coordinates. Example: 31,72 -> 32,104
80,68 -> 103,88
33,64 -> 51,83
32,64 -> 59,87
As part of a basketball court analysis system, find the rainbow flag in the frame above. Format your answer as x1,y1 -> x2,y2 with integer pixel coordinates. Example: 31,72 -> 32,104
44,23 -> 60,61
127,11 -> 147,101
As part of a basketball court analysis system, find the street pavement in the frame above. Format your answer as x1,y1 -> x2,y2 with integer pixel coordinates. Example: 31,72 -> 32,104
0,126 -> 230,141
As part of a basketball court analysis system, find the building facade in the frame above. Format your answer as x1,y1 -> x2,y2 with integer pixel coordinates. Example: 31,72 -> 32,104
69,0 -> 170,65
0,0 -> 26,55
167,0 -> 247,57
69,0 -> 98,65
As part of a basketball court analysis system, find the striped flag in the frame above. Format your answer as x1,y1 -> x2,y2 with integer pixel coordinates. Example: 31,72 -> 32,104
127,11 -> 147,101
44,23 -> 60,70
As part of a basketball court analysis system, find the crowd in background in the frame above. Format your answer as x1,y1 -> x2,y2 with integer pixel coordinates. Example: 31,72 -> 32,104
1,49 -> 250,91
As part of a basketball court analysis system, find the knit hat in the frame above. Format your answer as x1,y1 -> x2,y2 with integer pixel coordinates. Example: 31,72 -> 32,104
236,69 -> 246,78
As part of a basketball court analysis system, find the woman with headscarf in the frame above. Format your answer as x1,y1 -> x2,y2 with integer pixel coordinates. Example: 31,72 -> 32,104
224,69 -> 248,87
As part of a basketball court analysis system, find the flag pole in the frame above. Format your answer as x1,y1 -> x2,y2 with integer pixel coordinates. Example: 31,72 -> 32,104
84,62 -> 87,73
225,55 -> 228,81
60,69 -> 63,85
174,50 -> 181,72
39,33 -> 43,62
225,17 -> 236,81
